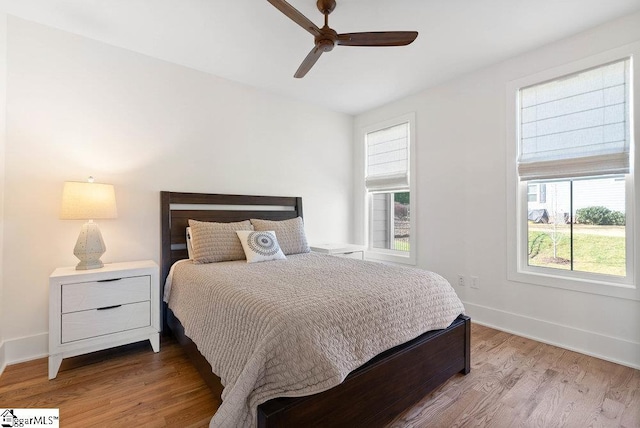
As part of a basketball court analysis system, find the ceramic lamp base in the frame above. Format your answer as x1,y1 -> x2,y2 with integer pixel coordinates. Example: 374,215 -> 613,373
73,221 -> 106,270
75,259 -> 104,270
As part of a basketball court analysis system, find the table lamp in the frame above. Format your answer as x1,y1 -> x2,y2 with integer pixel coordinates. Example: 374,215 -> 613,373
60,177 -> 118,270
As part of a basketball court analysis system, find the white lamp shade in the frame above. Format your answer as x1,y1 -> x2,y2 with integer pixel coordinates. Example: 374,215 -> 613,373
60,181 -> 118,220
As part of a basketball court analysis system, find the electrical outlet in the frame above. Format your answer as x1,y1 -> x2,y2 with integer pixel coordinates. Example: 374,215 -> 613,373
471,276 -> 479,289
457,274 -> 465,287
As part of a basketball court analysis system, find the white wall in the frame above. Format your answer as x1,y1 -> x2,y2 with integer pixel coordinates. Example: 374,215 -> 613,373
1,16 -> 353,366
355,12 -> 640,368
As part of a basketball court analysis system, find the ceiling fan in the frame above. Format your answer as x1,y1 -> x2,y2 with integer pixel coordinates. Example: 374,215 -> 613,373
267,0 -> 418,78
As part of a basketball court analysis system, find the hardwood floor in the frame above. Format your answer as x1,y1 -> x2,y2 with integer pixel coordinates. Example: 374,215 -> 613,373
0,324 -> 638,427
0,338 -> 218,427
389,325 -> 639,428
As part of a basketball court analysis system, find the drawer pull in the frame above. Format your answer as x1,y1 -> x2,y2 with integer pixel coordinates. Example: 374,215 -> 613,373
97,304 -> 122,311
97,278 -> 123,282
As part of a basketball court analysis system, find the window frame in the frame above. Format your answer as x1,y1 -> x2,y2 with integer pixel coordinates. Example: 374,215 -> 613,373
361,113 -> 416,265
506,43 -> 639,301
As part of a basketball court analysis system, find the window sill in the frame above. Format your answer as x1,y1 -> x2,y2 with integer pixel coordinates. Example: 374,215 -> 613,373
508,267 -> 638,301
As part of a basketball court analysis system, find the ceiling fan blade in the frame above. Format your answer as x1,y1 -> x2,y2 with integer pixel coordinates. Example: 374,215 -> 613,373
267,0 -> 321,37
294,46 -> 324,78
337,31 -> 418,47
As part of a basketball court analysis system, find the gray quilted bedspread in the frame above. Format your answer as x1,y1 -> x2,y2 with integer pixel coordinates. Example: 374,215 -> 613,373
165,252 -> 465,427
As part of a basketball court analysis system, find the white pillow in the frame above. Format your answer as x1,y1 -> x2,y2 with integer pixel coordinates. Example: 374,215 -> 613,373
236,230 -> 286,263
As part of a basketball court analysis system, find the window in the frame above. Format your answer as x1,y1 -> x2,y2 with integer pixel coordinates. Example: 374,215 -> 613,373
363,114 -> 415,264
527,176 -> 626,276
371,192 -> 410,251
527,183 -> 546,203
507,49 -> 637,298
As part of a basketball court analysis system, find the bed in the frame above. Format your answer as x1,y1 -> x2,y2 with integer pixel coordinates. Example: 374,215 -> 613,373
160,191 -> 470,427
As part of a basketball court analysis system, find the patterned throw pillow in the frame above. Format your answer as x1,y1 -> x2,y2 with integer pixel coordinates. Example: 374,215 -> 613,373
236,230 -> 287,263
188,219 -> 254,263
250,217 -> 310,255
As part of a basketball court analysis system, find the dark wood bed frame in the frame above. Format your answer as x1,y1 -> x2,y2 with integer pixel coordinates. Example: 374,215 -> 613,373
160,191 -> 470,427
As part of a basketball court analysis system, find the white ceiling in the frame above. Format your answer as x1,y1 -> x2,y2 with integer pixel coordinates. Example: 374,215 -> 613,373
4,0 -> 640,115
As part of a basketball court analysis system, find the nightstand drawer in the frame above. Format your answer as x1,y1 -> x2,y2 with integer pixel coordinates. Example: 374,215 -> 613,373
62,275 -> 151,313
61,301 -> 151,343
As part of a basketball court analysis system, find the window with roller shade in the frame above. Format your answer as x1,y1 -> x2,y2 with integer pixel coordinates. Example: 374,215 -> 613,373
364,115 -> 415,263
515,58 -> 634,283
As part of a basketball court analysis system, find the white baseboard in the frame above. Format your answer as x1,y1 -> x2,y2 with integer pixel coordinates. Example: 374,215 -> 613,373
2,332 -> 48,368
0,339 -> 6,376
464,302 -> 640,370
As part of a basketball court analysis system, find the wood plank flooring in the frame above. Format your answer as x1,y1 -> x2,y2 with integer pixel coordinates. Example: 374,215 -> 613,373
0,324 -> 638,427
389,325 -> 639,428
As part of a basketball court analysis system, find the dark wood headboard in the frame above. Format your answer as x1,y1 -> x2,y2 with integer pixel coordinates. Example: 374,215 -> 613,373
160,191 -> 303,286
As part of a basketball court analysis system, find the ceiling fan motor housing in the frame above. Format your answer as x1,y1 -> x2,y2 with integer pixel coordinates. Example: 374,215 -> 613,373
316,26 -> 338,51
316,38 -> 335,52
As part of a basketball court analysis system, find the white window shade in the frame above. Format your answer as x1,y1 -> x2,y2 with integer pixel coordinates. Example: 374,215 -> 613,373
517,58 -> 630,181
365,122 -> 409,191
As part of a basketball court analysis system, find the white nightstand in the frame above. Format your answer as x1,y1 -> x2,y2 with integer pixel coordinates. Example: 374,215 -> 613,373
48,260 -> 160,379
310,243 -> 366,260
